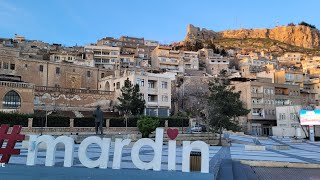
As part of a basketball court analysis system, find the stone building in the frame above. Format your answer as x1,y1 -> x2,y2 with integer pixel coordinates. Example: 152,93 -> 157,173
151,46 -> 199,73
198,48 -> 229,75
99,70 -> 173,117
0,47 -> 115,113
84,45 -> 121,70
0,75 -> 34,114
232,77 -> 301,136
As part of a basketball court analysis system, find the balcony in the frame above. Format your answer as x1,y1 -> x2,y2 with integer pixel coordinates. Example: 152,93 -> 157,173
0,81 -> 34,89
35,86 -> 113,95
251,93 -> 264,98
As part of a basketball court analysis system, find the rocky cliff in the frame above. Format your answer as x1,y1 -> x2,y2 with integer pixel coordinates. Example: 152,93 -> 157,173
185,24 -> 320,49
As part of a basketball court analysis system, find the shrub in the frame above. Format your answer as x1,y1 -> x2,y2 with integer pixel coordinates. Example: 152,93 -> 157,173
299,21 -> 316,29
137,116 -> 160,138
109,117 -> 139,127
32,116 -> 70,127
74,117 -> 106,127
0,112 -> 29,127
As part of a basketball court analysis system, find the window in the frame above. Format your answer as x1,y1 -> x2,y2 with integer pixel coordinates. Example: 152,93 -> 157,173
116,82 -> 120,89
73,69 -> 75,72
148,81 -> 155,88
68,57 -> 73,60
54,56 -> 60,60
4,62 -> 9,69
24,64 -> 28,68
87,71 -> 91,77
56,67 -> 60,74
101,73 -> 105,78
161,81 -> 168,89
137,78 -> 144,86
279,113 -> 286,120
162,95 -> 168,102
3,90 -> 21,109
290,113 -> 297,120
39,65 -> 44,72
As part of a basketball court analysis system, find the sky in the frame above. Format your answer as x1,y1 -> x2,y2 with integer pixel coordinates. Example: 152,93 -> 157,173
1,0 -> 320,46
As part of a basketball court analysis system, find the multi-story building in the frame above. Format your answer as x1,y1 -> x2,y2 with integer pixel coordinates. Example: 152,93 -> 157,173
274,69 -> 304,87
99,71 -> 172,117
181,51 -> 199,70
232,77 -> 301,136
151,46 -> 200,73
277,52 -> 302,65
272,105 -> 305,138
198,48 -> 229,75
84,45 -> 120,69
151,46 -> 183,72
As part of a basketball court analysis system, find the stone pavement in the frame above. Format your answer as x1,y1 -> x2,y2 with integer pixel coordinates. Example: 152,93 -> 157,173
252,167 -> 320,180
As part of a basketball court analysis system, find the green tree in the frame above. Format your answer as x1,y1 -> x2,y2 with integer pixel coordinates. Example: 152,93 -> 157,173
116,78 -> 146,131
207,70 -> 250,145
298,21 -> 316,29
220,49 -> 227,56
137,116 -> 160,138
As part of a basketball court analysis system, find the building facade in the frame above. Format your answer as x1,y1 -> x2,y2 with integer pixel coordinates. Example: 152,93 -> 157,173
99,71 -> 172,117
232,78 -> 301,136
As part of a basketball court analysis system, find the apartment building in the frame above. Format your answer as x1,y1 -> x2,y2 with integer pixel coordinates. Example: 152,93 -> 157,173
277,52 -> 302,65
181,51 -> 199,70
232,77 -> 301,136
272,105 -> 305,138
274,69 -> 304,87
99,71 -> 172,117
151,46 -> 200,73
84,45 -> 120,69
198,48 -> 229,75
151,46 -> 183,72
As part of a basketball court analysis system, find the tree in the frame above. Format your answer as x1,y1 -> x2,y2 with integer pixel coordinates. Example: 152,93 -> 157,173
220,49 -> 227,56
116,78 -> 145,131
137,116 -> 159,138
298,21 -> 316,29
207,70 -> 250,145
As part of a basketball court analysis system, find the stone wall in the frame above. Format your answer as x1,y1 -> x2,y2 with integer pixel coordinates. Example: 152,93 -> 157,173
34,87 -> 115,111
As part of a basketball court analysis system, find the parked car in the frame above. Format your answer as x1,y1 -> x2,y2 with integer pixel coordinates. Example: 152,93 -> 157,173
190,124 -> 207,133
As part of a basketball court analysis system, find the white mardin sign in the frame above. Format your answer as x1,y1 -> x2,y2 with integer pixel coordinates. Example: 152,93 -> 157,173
26,128 -> 209,173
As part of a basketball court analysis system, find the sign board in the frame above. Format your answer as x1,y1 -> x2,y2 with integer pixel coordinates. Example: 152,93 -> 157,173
299,110 -> 320,125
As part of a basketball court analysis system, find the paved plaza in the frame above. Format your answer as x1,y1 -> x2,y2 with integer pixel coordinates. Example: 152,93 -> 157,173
1,134 -> 320,179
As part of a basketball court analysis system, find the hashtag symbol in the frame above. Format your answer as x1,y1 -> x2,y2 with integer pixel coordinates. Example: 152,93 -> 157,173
0,124 -> 25,163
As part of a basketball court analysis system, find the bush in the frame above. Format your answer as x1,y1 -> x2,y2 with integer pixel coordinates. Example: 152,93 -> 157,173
0,112 -> 29,127
166,117 -> 189,127
74,117 -> 106,127
137,117 -> 160,138
299,21 -> 316,29
32,116 -> 70,127
109,117 -> 139,127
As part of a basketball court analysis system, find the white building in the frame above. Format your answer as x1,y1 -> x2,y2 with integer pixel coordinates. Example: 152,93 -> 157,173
99,71 -> 172,117
84,45 -> 120,69
272,105 -> 306,138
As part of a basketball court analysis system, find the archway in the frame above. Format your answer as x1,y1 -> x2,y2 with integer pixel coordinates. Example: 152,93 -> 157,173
3,90 -> 21,109
105,81 -> 110,91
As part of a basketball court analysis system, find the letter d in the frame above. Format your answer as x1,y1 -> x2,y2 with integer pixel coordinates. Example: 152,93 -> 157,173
131,128 -> 163,171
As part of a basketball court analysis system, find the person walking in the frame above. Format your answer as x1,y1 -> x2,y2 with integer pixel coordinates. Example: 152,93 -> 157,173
93,105 -> 104,135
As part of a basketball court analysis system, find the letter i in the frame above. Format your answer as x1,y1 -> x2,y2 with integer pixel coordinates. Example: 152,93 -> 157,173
167,140 -> 176,171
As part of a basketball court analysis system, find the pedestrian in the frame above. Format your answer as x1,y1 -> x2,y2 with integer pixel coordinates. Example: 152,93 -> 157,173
93,105 -> 104,135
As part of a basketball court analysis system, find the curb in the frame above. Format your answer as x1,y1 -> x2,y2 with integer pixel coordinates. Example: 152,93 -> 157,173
238,160 -> 320,169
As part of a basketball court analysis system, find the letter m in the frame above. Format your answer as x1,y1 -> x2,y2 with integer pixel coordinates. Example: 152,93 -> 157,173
26,135 -> 75,167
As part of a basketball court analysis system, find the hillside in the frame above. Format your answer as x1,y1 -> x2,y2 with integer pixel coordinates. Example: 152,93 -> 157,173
184,24 -> 320,54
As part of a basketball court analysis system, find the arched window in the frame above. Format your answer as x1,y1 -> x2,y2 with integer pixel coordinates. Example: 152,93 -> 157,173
3,90 -> 21,109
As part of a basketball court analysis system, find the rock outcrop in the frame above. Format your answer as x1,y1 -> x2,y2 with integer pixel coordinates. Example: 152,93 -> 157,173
185,24 -> 320,49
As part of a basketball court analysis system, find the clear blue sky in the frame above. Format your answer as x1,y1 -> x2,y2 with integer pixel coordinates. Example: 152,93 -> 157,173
1,0 -> 319,46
